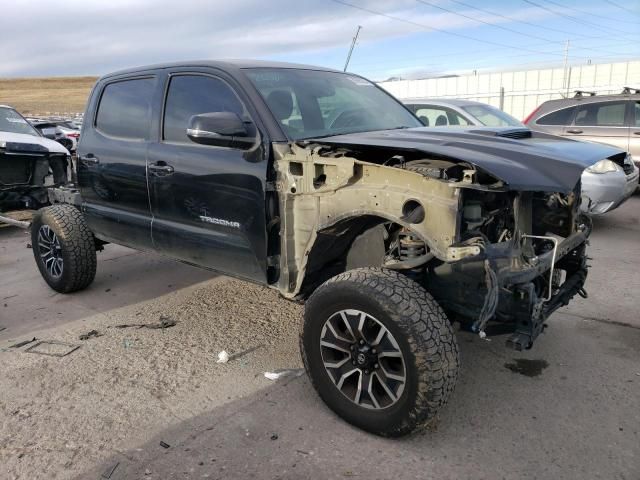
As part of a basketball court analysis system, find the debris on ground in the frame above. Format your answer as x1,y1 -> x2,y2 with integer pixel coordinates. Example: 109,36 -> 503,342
216,351 -> 229,364
101,462 -> 119,479
159,441 -> 170,449
270,433 -> 278,440
112,316 -> 177,330
79,330 -> 102,341
264,369 -> 304,381
0,326 -> 6,333
9,337 -> 37,349
26,243 -> 32,249
24,340 -> 81,357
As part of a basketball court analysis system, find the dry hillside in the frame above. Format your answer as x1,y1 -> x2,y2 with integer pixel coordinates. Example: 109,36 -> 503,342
0,76 -> 97,115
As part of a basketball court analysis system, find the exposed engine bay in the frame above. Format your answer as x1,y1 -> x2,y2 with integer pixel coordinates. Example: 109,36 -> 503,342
272,140 -> 590,350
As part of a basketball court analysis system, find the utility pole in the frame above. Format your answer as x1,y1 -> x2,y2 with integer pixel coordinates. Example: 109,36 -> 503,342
562,39 -> 570,96
343,25 -> 362,72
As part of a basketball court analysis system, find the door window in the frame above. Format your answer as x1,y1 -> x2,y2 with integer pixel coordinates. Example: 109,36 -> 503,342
574,101 -> 626,126
96,78 -> 154,139
634,101 -> 640,127
536,106 -> 576,126
163,75 -> 245,144
412,106 -> 470,127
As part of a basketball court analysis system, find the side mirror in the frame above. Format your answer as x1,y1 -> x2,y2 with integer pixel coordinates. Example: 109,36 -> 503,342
186,112 -> 254,149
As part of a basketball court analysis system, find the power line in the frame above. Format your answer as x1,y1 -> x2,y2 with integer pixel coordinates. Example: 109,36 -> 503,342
542,0 -> 640,25
329,0 -> 580,59
415,0 -> 560,43
413,0 -> 633,56
603,0 -> 640,15
522,0 -> 638,36
447,0 -> 627,39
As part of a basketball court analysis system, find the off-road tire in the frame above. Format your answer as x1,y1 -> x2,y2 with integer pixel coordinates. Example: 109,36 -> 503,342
301,267 -> 459,437
31,204 -> 97,293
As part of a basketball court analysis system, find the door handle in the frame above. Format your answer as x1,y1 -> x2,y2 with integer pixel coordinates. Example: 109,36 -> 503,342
79,154 -> 99,165
633,131 -> 640,135
148,163 -> 174,175
566,129 -> 583,134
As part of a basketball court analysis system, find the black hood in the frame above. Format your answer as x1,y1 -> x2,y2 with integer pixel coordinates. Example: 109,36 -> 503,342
307,127 -> 624,193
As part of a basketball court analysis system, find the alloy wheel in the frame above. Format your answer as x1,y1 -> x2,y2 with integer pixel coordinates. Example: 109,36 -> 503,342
320,309 -> 407,410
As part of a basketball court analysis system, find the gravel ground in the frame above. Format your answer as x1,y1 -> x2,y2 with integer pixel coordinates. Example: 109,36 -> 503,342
0,278 -> 302,479
1,194 -> 639,479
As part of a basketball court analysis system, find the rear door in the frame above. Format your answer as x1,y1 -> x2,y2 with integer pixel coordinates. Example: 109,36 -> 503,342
77,75 -> 157,249
562,100 -> 630,152
147,69 -> 269,282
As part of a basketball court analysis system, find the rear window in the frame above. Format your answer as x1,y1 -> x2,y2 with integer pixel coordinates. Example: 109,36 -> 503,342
95,78 -> 154,139
575,101 -> 627,127
536,106 -> 576,126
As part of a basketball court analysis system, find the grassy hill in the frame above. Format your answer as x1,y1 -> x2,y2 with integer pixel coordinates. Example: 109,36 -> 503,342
0,76 -> 98,116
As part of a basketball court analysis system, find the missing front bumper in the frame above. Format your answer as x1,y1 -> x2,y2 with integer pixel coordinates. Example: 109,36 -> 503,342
426,229 -> 589,350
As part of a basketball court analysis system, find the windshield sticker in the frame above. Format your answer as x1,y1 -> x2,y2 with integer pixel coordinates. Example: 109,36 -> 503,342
346,76 -> 373,86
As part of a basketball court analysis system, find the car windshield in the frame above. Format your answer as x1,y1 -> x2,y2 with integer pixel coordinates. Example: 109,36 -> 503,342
461,105 -> 523,127
244,68 -> 422,140
0,107 -> 40,136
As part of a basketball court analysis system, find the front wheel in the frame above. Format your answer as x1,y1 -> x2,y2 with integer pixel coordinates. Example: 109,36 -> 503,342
31,204 -> 97,293
301,268 -> 459,437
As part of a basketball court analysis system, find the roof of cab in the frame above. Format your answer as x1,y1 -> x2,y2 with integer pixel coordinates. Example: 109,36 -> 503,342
101,59 -> 343,80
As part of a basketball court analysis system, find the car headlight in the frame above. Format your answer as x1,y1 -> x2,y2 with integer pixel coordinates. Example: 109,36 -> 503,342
586,159 -> 620,174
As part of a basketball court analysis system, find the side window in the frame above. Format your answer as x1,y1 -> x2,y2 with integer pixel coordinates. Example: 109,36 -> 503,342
163,75 -> 245,143
413,106 -> 470,127
575,101 -> 626,126
536,106 -> 576,126
634,101 -> 640,127
96,78 -> 154,139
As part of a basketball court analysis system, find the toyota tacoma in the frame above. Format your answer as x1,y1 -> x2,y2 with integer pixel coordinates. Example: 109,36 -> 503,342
31,61 -> 621,437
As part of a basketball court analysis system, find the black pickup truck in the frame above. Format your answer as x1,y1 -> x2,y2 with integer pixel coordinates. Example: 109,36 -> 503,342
32,60 -> 621,436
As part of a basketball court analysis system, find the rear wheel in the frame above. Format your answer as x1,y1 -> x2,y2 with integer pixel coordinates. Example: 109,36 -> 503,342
31,204 -> 97,293
301,268 -> 459,437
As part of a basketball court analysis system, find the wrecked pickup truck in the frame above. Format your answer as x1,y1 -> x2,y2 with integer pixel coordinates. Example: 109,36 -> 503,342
32,61 -> 621,437
0,105 -> 70,218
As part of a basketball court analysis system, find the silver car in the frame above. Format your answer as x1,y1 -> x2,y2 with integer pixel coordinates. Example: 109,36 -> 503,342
403,98 -> 639,215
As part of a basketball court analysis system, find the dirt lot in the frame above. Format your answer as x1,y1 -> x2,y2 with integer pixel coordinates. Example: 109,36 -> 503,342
0,77 -> 96,115
1,195 -> 639,480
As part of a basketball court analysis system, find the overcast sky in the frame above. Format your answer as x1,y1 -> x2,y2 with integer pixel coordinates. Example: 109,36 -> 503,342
0,0 -> 638,80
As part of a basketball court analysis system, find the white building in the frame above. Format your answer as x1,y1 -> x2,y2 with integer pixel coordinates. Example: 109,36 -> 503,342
378,60 -> 640,120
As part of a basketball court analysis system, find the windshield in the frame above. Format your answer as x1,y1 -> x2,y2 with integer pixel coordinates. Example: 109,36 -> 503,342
0,107 -> 40,136
461,105 -> 523,127
244,68 -> 421,140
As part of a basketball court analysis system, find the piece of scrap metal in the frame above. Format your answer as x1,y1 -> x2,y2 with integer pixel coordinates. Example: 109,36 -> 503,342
24,340 -> 81,357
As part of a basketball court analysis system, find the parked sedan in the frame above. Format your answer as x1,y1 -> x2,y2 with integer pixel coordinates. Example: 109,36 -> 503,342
402,98 -> 638,215
403,98 -> 523,128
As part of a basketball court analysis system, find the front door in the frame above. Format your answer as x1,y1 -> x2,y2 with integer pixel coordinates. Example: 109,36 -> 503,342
77,76 -> 157,250
147,71 -> 269,282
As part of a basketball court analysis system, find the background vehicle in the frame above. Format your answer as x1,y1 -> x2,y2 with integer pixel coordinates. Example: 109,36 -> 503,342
403,98 -> 524,128
31,120 -> 80,152
405,98 -> 638,215
33,61 -> 603,437
524,88 -> 640,167
0,105 -> 70,213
